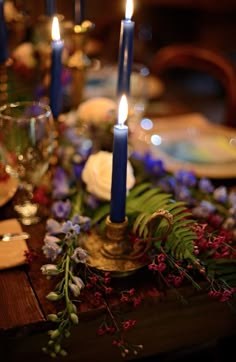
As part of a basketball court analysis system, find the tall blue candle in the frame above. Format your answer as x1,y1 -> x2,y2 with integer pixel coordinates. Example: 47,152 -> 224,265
74,0 -> 85,25
50,16 -> 64,119
45,0 -> 56,17
117,0 -> 134,96
0,0 -> 8,64
110,95 -> 129,223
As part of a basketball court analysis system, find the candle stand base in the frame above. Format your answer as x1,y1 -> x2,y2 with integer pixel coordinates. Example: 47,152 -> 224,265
83,216 -> 149,277
83,211 -> 174,277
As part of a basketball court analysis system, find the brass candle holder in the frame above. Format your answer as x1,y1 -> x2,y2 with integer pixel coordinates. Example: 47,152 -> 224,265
0,58 -> 12,104
83,210 -> 174,277
63,20 -> 95,109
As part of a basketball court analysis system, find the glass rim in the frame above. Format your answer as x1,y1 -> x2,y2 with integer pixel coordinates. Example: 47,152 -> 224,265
0,101 -> 52,121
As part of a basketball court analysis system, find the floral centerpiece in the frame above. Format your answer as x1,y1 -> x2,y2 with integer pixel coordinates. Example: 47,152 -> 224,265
37,114 -> 236,359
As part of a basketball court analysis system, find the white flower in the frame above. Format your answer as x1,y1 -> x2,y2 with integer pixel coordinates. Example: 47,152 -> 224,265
81,151 -> 135,200
77,97 -> 116,125
4,1 -> 19,22
12,42 -> 37,69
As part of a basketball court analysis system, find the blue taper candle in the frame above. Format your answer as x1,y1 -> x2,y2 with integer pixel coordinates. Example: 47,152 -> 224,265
74,0 -> 85,25
117,0 -> 134,96
110,95 -> 129,223
0,0 -> 8,64
50,16 -> 64,119
45,0 -> 56,17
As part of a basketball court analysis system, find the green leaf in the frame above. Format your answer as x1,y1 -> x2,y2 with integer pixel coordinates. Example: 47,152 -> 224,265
92,203 -> 110,225
126,184 -> 197,262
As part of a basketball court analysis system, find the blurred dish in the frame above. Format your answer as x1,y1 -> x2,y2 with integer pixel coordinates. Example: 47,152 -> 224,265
131,113 -> 236,179
0,176 -> 18,207
84,64 -> 164,100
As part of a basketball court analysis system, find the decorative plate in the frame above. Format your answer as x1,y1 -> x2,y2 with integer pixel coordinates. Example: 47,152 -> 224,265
84,63 -> 164,100
131,113 -> 236,179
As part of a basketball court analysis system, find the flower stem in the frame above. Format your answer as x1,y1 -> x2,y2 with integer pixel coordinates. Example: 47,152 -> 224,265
64,254 -> 71,310
103,298 -> 121,333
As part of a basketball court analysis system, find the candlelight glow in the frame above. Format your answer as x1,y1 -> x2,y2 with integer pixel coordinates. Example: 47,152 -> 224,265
118,95 -> 128,126
51,16 -> 61,41
125,0 -> 133,20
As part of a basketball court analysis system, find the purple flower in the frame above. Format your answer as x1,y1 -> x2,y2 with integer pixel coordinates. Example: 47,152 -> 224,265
52,167 -> 70,199
131,151 -> 143,162
143,153 -> 165,177
201,200 -> 216,212
61,220 -> 80,234
77,138 -> 93,157
213,186 -> 227,203
71,247 -> 88,263
52,199 -> 72,219
85,194 -> 100,210
198,178 -> 214,193
228,191 -> 236,207
44,235 -> 61,243
65,128 -> 83,147
157,176 -> 176,193
73,162 -> 85,179
174,185 -> 192,203
42,237 -> 62,261
192,200 -> 216,218
71,214 -> 91,231
174,169 -> 197,187
46,218 -> 63,235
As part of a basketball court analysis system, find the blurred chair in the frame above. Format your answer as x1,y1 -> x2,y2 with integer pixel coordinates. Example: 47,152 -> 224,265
149,44 -> 236,127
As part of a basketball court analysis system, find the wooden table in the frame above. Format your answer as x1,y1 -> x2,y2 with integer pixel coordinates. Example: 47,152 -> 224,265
0,198 -> 236,362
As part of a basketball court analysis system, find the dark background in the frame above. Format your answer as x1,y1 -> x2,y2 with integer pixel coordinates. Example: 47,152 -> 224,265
13,0 -> 236,64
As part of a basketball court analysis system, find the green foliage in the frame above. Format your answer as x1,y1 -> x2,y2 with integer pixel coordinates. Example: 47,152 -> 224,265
206,258 -> 236,287
92,183 -> 198,263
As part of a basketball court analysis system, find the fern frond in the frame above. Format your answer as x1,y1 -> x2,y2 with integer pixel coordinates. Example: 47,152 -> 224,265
126,184 -> 197,263
91,202 -> 109,226
91,183 -> 198,263
206,259 -> 236,287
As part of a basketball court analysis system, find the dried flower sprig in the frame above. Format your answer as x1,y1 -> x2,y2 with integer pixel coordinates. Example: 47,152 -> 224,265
81,268 -> 143,358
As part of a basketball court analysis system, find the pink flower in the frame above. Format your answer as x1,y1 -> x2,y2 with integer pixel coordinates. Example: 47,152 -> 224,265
157,253 -> 166,263
105,287 -> 113,295
120,295 -> 129,303
148,262 -> 159,271
157,262 -> 167,272
122,319 -> 136,331
133,297 -> 142,308
97,328 -> 106,336
173,276 -> 183,287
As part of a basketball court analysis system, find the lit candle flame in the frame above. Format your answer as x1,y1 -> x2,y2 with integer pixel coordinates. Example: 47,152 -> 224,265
51,16 -> 61,41
125,0 -> 133,20
118,94 -> 128,126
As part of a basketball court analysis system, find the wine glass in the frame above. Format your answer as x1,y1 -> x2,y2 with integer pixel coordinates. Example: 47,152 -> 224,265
0,101 -> 55,225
